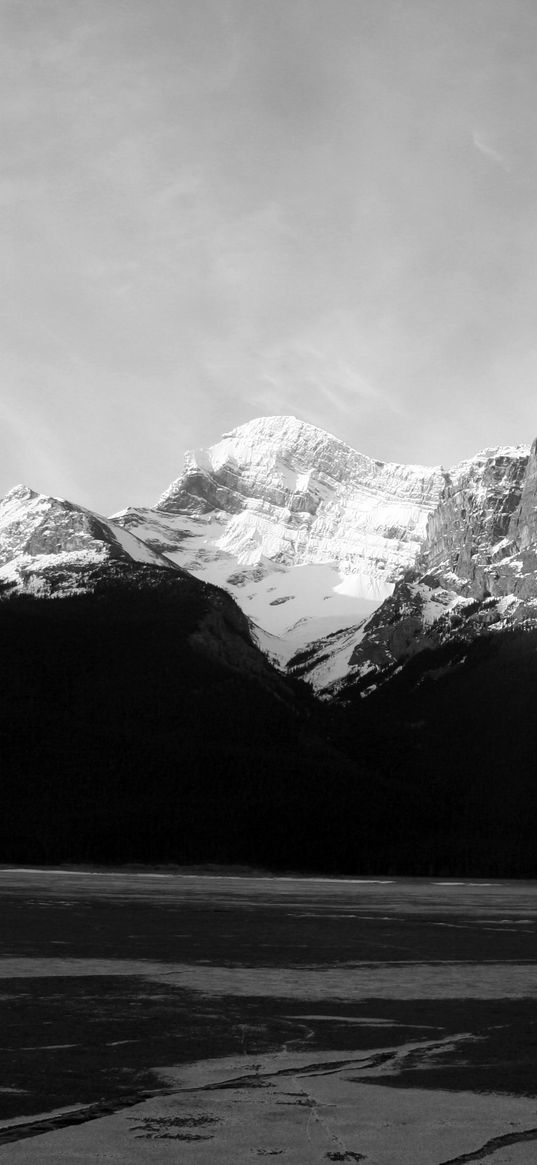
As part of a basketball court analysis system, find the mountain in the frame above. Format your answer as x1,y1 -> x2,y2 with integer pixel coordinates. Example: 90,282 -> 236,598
113,417 -> 537,698
2,418 -> 537,874
0,483 -> 178,594
0,483 -> 297,693
0,481 -> 364,868
0,576 -> 358,867
3,423 -> 537,702
113,415 -> 444,666
292,442 -> 537,697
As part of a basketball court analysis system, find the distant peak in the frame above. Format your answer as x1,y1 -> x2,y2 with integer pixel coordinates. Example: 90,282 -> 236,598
216,416 -> 438,475
2,484 -> 38,504
226,414 -> 312,434
224,414 -> 354,448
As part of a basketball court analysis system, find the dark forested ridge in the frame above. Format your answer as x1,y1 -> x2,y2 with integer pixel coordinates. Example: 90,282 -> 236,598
334,627 -> 537,876
0,574 -> 375,871
1,574 -> 537,876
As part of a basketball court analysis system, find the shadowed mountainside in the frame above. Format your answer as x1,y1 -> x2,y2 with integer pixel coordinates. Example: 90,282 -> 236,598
1,569 -> 537,874
0,569 -> 380,870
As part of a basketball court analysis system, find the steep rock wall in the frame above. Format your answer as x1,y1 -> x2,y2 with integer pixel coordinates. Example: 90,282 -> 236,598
155,416 -> 445,602
419,447 -> 530,597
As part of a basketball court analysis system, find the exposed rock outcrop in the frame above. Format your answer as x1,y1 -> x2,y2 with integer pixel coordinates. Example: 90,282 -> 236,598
420,446 -> 530,597
287,440 -> 537,696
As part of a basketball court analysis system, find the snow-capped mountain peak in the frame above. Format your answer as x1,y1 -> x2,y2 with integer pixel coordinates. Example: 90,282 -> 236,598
154,413 -> 443,593
0,485 -> 179,596
114,415 -> 447,664
157,414 -> 443,526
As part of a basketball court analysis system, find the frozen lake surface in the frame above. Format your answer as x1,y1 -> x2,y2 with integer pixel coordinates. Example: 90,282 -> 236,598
1,868 -> 537,1162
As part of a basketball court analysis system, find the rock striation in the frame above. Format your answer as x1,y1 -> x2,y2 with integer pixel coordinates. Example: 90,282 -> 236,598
417,440 -> 537,611
155,415 -> 444,595
511,438 -> 537,551
116,416 -> 444,663
418,445 -> 531,599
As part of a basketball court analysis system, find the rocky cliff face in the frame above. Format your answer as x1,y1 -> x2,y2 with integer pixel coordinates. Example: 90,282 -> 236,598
289,440 -> 537,696
420,446 -> 530,596
288,577 -> 469,694
418,440 -> 537,610
511,439 -> 537,548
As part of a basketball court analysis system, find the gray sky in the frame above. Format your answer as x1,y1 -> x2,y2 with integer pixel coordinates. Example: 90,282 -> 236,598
2,0 -> 537,514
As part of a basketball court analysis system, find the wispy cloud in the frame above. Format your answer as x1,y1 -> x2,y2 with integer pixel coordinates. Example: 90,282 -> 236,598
472,130 -> 510,171
239,312 -> 405,437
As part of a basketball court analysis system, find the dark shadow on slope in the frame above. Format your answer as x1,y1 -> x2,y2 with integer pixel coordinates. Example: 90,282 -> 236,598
333,627 -> 537,876
3,572 -> 537,875
0,575 -> 379,870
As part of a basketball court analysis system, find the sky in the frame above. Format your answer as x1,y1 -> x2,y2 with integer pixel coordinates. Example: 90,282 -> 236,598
2,0 -> 537,514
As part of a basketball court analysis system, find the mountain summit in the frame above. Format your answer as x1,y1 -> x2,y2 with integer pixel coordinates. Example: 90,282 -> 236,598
155,416 -> 443,594
0,484 -> 177,595
2,418 -> 537,695
115,416 -> 445,662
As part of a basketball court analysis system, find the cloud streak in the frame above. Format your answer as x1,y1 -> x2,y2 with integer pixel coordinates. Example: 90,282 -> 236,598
472,130 -> 510,170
